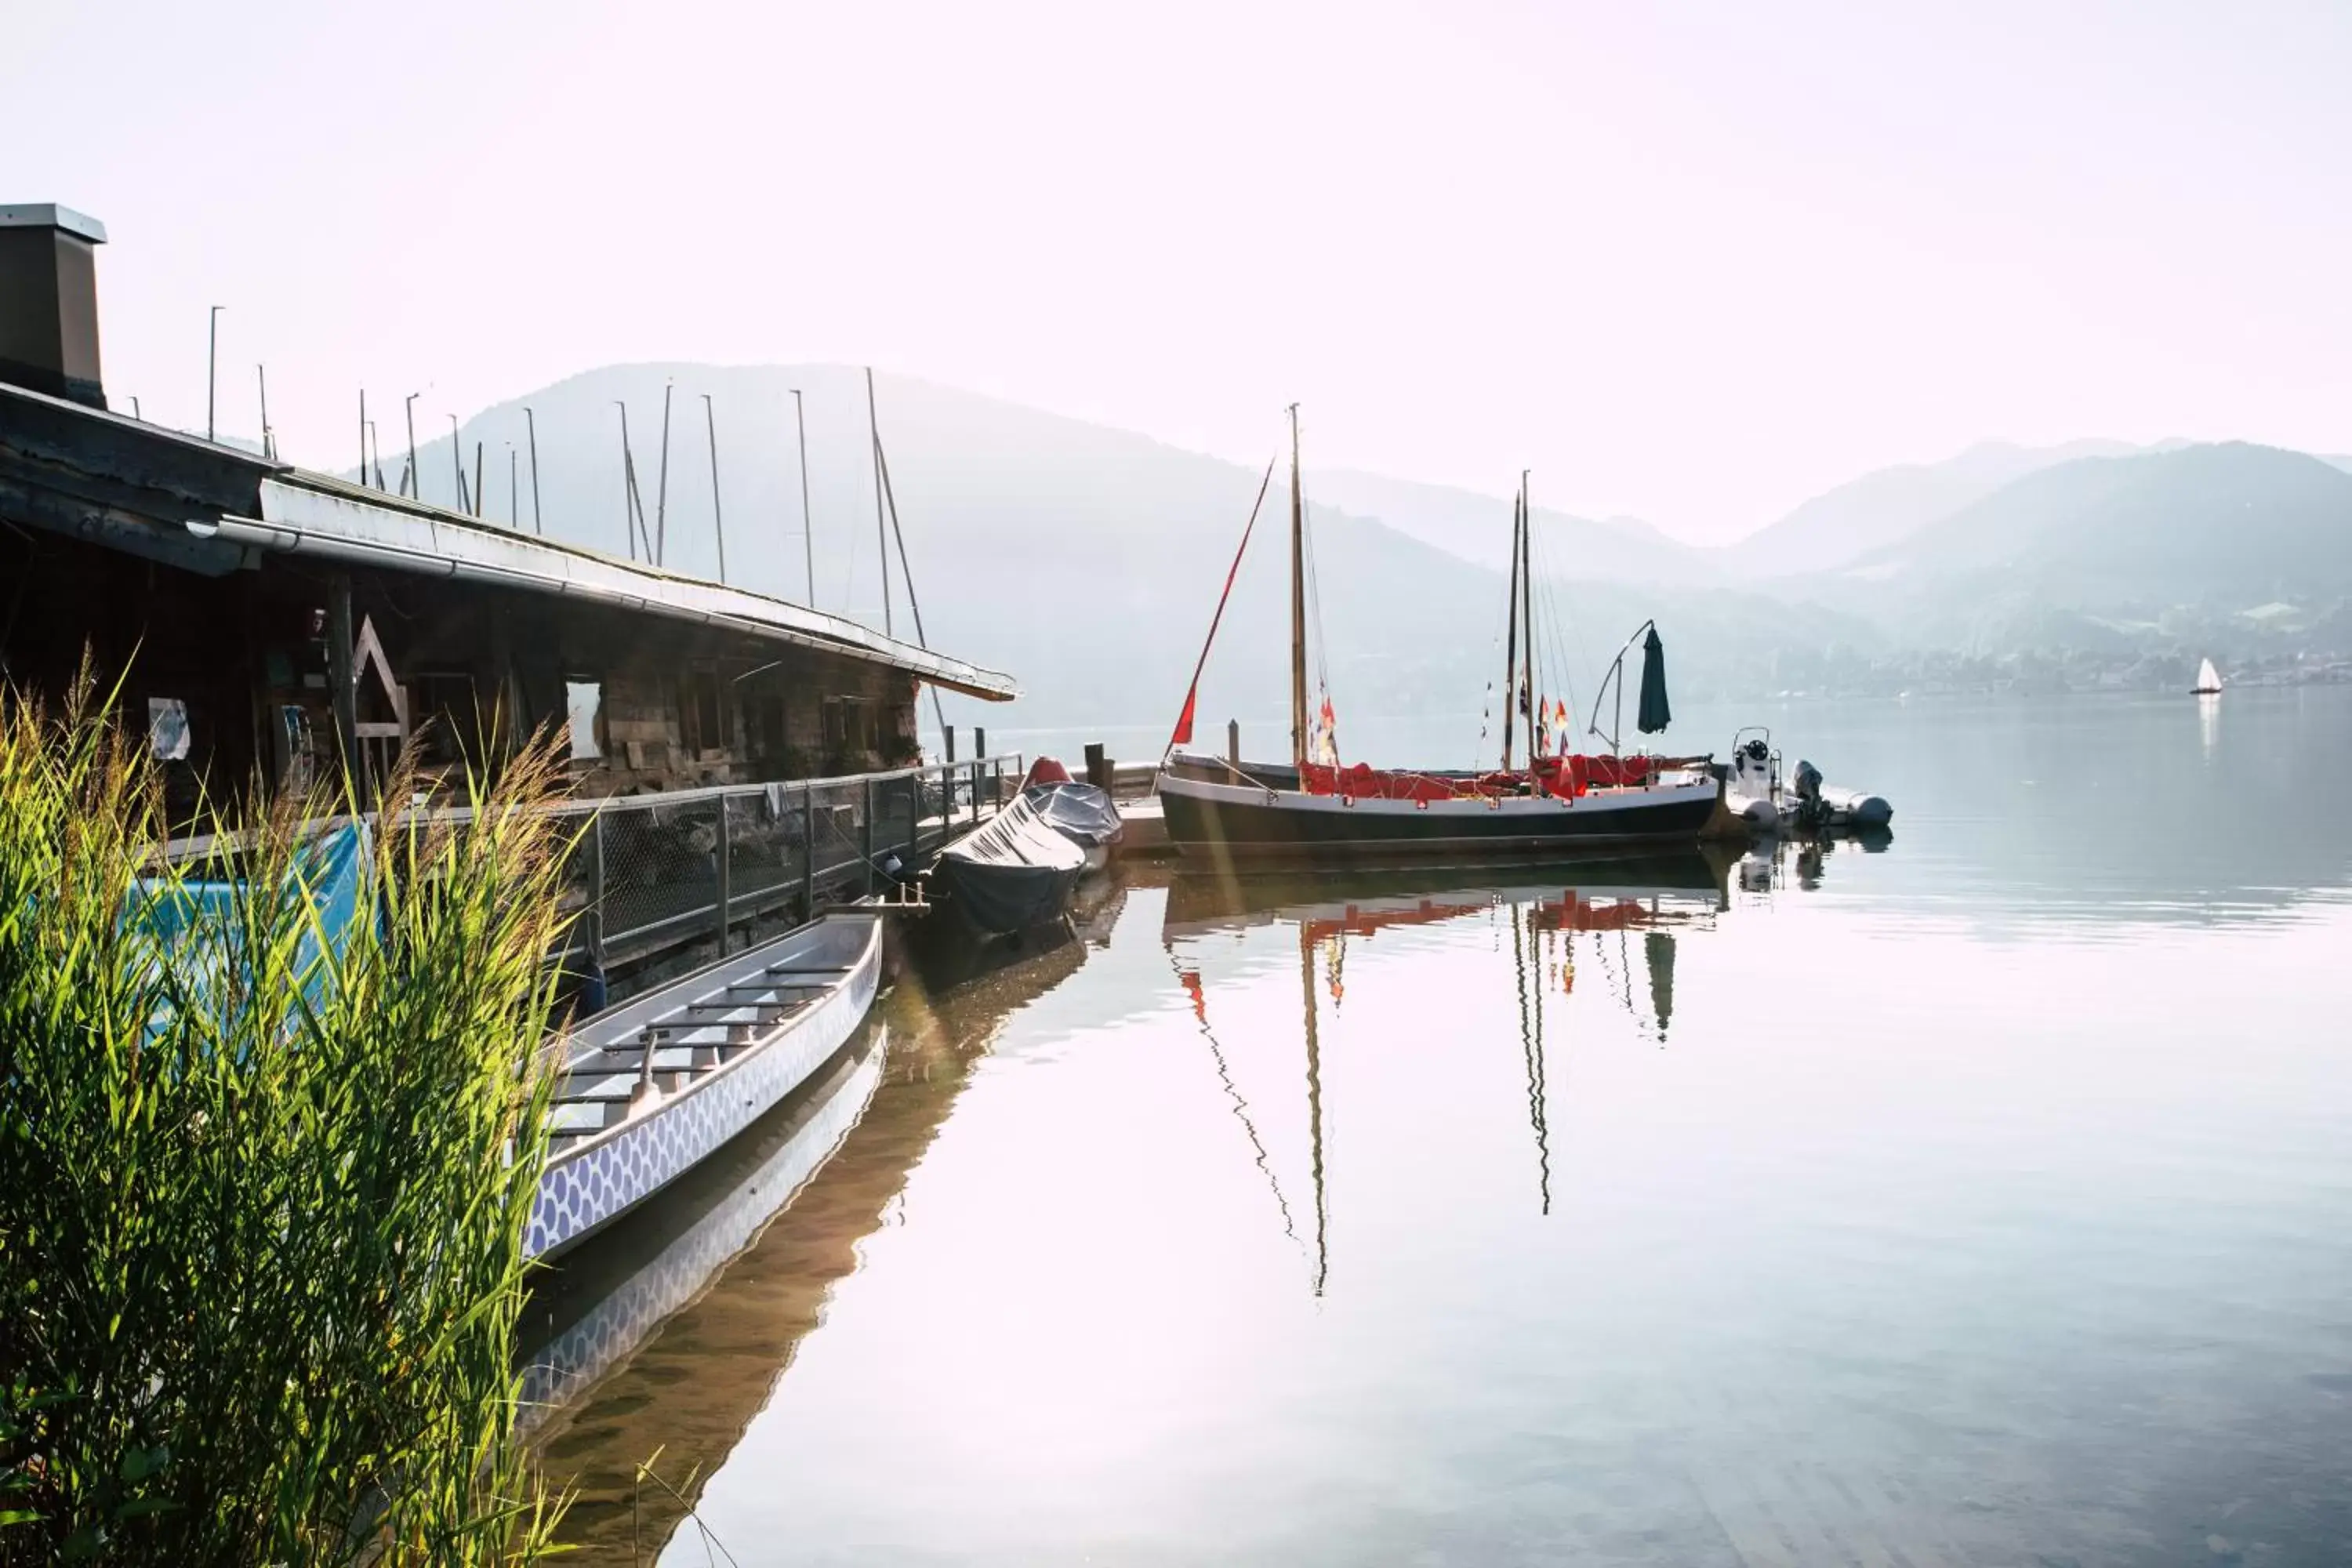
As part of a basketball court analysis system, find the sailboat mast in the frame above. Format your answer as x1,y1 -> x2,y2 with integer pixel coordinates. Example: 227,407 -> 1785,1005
1520,470 -> 1538,764
1499,491 -> 1522,771
1288,403 -> 1308,773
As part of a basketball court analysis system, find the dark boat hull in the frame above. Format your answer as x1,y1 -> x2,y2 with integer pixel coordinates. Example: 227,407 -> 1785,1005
1156,770 -> 1721,862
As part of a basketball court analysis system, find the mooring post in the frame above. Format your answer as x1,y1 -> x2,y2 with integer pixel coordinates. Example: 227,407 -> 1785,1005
713,795 -> 732,956
1083,742 -> 1106,790
944,725 -> 956,765
801,782 -> 817,920
1229,719 -> 1240,768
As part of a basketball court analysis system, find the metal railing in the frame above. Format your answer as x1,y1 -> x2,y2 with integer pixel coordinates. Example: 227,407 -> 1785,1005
557,754 -> 1025,968
160,753 -> 1028,974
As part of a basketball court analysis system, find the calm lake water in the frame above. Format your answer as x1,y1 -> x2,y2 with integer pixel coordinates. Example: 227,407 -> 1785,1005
530,688 -> 2352,1566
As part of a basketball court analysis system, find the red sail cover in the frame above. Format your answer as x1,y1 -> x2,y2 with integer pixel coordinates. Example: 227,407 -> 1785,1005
1300,755 -> 1660,801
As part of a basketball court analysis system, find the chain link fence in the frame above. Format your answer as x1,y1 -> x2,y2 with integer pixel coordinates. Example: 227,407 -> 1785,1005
561,756 -> 1022,970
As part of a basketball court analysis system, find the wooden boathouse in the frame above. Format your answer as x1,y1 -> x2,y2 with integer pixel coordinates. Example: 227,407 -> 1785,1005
0,203 -> 1014,808
2,201 -> 1025,989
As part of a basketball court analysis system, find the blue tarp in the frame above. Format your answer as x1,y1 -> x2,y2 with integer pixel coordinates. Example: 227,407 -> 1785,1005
127,823 -> 373,1025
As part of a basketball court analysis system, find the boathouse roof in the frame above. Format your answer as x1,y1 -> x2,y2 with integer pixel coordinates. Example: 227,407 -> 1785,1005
0,378 -> 1018,702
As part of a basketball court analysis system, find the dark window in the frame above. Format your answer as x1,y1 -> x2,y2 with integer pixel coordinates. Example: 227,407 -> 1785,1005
678,669 -> 727,757
753,686 -> 787,762
413,672 -> 479,766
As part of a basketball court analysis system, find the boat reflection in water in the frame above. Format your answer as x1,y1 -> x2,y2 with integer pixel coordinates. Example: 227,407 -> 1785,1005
526,920 -> 1102,1560
1162,845 -> 1735,1290
518,1028 -> 891,1433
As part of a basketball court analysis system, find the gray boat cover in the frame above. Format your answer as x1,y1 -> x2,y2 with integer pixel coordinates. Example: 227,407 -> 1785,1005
935,793 -> 1087,935
1020,782 -> 1123,848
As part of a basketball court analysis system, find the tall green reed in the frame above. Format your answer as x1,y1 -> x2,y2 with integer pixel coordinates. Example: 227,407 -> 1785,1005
0,677 -> 573,1564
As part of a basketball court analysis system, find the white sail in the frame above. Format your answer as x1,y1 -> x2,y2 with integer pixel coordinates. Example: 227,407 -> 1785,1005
2194,657 -> 2222,693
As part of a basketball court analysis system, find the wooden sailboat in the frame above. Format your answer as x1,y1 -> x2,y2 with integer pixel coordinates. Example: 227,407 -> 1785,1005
1155,411 -> 1720,860
2192,656 -> 2223,695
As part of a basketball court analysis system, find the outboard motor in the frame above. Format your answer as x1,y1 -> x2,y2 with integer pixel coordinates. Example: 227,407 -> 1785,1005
1791,758 -> 1828,830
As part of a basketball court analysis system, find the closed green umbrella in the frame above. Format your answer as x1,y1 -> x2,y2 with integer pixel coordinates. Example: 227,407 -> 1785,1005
1636,624 -> 1671,735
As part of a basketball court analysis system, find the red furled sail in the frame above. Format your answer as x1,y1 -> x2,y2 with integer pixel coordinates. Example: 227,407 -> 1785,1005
1166,457 -> 1277,756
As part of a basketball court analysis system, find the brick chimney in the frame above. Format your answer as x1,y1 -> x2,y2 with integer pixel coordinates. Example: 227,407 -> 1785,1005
0,204 -> 107,408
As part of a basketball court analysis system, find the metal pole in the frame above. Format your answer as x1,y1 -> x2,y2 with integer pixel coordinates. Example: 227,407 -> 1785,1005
256,364 -> 271,459
862,778 -> 875,897
866,367 -> 892,634
508,445 -> 518,528
714,797 -> 732,955
448,415 -> 464,511
588,811 -> 607,960
1521,470 -> 1537,774
655,380 -> 673,566
702,392 -> 728,584
1287,402 -> 1307,772
359,389 -> 367,481
404,394 -> 420,499
1498,490 -> 1521,771
615,402 -> 637,559
524,406 -> 543,534
790,387 -> 814,606
206,307 -> 222,442
801,783 -> 817,919
472,441 -> 484,518
366,421 -> 381,488
326,572 -> 358,786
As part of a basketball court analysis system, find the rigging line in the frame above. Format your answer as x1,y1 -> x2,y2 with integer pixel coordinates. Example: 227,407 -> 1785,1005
1526,523 -> 1584,735
873,428 -> 949,737
1166,457 -> 1277,758
1526,517 -> 1588,741
1163,945 -> 1301,1247
1534,514 -> 1599,729
1299,485 -> 1338,757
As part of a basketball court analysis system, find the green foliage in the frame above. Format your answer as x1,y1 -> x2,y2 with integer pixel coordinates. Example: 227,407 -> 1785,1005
0,677 -> 574,1565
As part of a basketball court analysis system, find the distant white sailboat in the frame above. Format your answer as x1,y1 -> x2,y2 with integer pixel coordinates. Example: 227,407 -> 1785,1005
2191,656 -> 2223,695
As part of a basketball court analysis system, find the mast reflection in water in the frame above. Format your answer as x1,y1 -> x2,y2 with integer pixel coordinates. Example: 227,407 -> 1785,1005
1163,847 -> 1730,1286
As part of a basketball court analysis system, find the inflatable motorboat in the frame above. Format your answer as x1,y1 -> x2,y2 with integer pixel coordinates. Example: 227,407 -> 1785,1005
1719,728 -> 1891,835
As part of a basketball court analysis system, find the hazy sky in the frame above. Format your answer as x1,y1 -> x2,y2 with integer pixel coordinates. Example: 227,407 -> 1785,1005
9,0 -> 2350,545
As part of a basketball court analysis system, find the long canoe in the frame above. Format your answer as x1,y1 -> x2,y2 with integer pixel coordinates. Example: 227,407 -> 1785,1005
526,912 -> 882,1260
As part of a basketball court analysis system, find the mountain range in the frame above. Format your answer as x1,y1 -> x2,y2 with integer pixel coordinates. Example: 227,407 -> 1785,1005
378,365 -> 2352,738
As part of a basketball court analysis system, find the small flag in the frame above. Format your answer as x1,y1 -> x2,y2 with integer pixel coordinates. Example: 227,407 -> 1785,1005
1171,684 -> 1199,748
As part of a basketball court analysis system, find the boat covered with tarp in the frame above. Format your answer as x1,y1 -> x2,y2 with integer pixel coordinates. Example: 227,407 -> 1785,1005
930,792 -> 1087,935
1020,778 -> 1123,869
